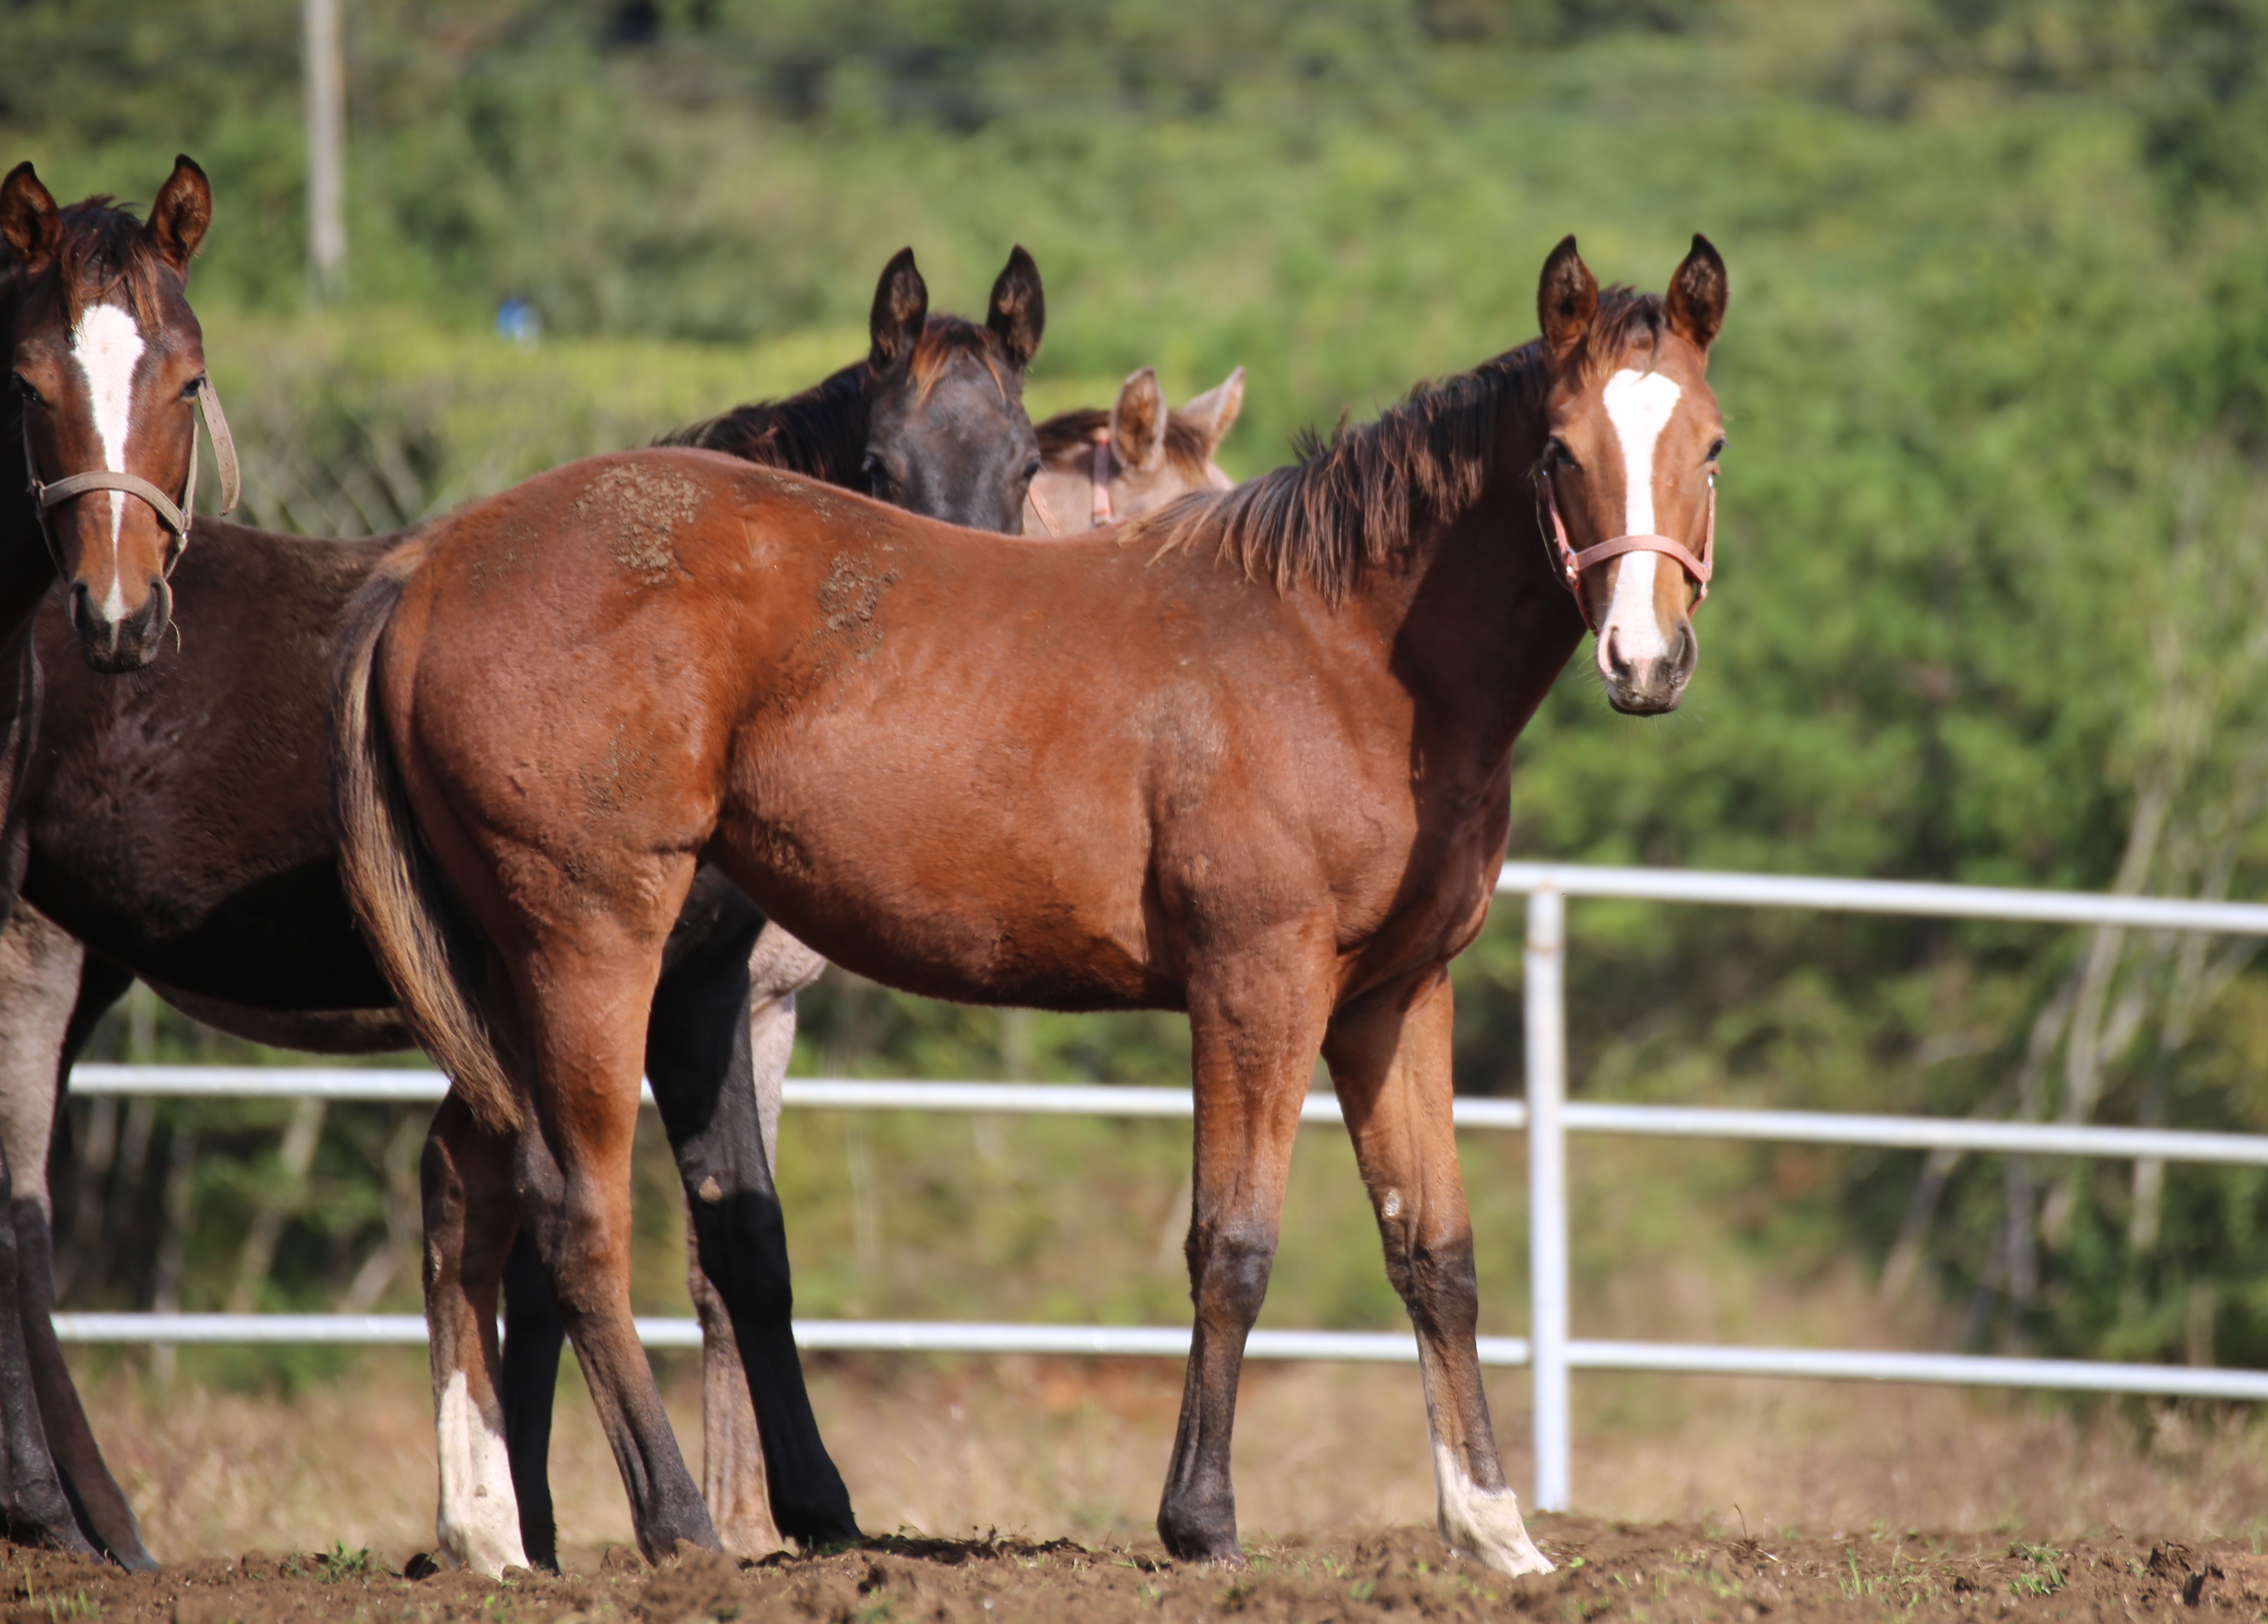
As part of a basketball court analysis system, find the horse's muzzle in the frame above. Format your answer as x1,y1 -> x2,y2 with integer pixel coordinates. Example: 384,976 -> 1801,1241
70,575 -> 172,673
1600,618 -> 1696,715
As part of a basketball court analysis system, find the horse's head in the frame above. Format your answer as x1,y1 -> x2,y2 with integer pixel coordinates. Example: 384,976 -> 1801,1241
1535,234 -> 1728,715
1027,365 -> 1245,533
2,157 -> 228,672
861,246 -> 1045,534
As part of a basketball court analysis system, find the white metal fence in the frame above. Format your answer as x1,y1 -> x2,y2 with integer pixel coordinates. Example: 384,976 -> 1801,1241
53,864 -> 2268,1512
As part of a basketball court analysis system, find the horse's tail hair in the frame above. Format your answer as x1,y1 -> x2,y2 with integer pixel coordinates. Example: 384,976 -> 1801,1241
329,536 -> 523,1135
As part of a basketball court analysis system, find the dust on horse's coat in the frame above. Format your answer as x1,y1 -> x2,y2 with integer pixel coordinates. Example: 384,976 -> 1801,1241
332,236 -> 1729,1575
0,226 -> 1064,1570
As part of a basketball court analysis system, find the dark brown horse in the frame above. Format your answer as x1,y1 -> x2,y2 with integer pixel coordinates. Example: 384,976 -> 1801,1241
333,236 -> 1729,1573
0,226 -> 1052,1566
0,155 -> 231,1566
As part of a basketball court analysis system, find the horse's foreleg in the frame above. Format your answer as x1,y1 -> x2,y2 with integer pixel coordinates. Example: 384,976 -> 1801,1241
1156,950 -> 1332,1567
0,905 -> 102,1562
9,915 -> 156,1568
1324,971 -> 1551,1577
423,1093 -> 530,1575
515,932 -> 718,1565
649,913 -> 853,1552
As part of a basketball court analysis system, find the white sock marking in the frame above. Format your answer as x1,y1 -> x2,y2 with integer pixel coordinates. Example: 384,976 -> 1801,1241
1431,1441 -> 1555,1577
68,303 -> 145,620
1597,368 -> 1684,671
435,1368 -> 529,1575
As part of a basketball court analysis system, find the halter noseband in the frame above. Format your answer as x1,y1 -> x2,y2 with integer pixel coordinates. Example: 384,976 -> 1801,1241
1538,469 -> 1714,635
19,374 -> 240,576
1022,427 -> 1118,538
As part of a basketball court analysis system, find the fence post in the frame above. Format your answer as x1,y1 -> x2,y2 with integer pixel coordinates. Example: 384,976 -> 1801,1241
1525,884 -> 1571,1511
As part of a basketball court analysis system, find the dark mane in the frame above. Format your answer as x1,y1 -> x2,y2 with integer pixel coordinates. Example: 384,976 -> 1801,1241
659,360 -> 869,485
50,198 -> 179,324
909,315 -> 1009,400
1134,290 -> 1665,604
1036,407 -> 1215,478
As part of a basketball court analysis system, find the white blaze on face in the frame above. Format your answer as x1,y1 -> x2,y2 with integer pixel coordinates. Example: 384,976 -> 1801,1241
68,303 -> 146,620
1595,367 -> 1684,669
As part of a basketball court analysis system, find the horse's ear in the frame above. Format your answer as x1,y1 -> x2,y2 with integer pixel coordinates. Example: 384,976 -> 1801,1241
1537,235 -> 1597,366
145,155 -> 213,276
0,162 -> 62,277
869,246 -> 928,369
1664,233 -> 1727,355
1110,368 -> 1167,471
1179,365 -> 1246,453
986,245 -> 1044,371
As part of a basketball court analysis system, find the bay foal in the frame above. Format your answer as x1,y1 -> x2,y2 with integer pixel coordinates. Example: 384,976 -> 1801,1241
335,234 -> 1728,1573
0,226 -> 1051,1567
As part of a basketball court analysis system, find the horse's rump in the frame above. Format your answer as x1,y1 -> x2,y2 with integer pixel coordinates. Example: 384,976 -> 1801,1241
329,531 -> 522,1133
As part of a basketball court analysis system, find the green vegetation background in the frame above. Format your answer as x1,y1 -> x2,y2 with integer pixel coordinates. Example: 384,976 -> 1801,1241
11,0 -> 2268,1384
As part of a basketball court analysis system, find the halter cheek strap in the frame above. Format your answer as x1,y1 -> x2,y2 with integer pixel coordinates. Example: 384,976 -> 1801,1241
1538,469 -> 1714,635
1089,428 -> 1115,525
1020,427 -> 1120,538
19,375 -> 240,574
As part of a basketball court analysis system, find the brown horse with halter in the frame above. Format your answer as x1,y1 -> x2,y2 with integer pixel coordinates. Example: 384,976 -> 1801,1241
0,155 -> 237,1565
0,167 -> 1053,1567
334,231 -> 1727,1573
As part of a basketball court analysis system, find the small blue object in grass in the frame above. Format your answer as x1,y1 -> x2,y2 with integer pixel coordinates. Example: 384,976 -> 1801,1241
496,298 -> 541,347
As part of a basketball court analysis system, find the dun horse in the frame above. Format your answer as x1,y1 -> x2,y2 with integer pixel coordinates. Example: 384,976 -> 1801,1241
333,235 -> 1729,1574
0,167 -> 1049,1567
1025,366 -> 1243,533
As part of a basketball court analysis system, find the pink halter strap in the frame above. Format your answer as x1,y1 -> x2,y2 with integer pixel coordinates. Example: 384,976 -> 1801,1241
1538,470 -> 1714,635
1019,429 -> 1120,538
1089,429 -> 1115,525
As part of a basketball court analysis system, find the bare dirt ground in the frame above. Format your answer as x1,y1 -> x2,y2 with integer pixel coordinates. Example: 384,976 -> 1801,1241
12,1518 -> 2268,1622
32,1336 -> 2268,1621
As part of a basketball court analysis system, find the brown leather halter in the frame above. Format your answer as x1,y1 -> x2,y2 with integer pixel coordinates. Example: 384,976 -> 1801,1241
19,374 -> 240,576
1022,428 -> 1118,537
1538,468 -> 1714,634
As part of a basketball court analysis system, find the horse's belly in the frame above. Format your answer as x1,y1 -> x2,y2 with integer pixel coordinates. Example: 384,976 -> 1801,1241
713,739 -> 1170,1011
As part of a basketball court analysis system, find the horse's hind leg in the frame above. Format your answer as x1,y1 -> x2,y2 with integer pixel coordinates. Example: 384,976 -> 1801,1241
512,925 -> 718,1564
0,905 -> 102,1562
1156,947 -> 1333,1566
424,1093 -> 530,1574
491,903 -> 835,1565
646,893 -> 854,1551
1324,971 -> 1551,1578
497,1232 -> 565,1570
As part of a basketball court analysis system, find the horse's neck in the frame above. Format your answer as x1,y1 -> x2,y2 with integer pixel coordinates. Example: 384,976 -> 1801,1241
0,400 -> 56,655
1364,405 -> 1587,772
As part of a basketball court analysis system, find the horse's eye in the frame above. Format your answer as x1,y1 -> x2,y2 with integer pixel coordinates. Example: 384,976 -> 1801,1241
1705,436 -> 1726,462
11,373 -> 41,406
1021,458 -> 1043,483
1546,436 -> 1576,470
180,374 -> 206,401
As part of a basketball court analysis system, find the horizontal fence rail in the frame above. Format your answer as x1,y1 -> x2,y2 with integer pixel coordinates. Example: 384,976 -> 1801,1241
57,864 -> 2268,1515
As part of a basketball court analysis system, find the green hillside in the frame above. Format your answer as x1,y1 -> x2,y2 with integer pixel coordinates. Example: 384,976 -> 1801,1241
11,0 -> 2268,1378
